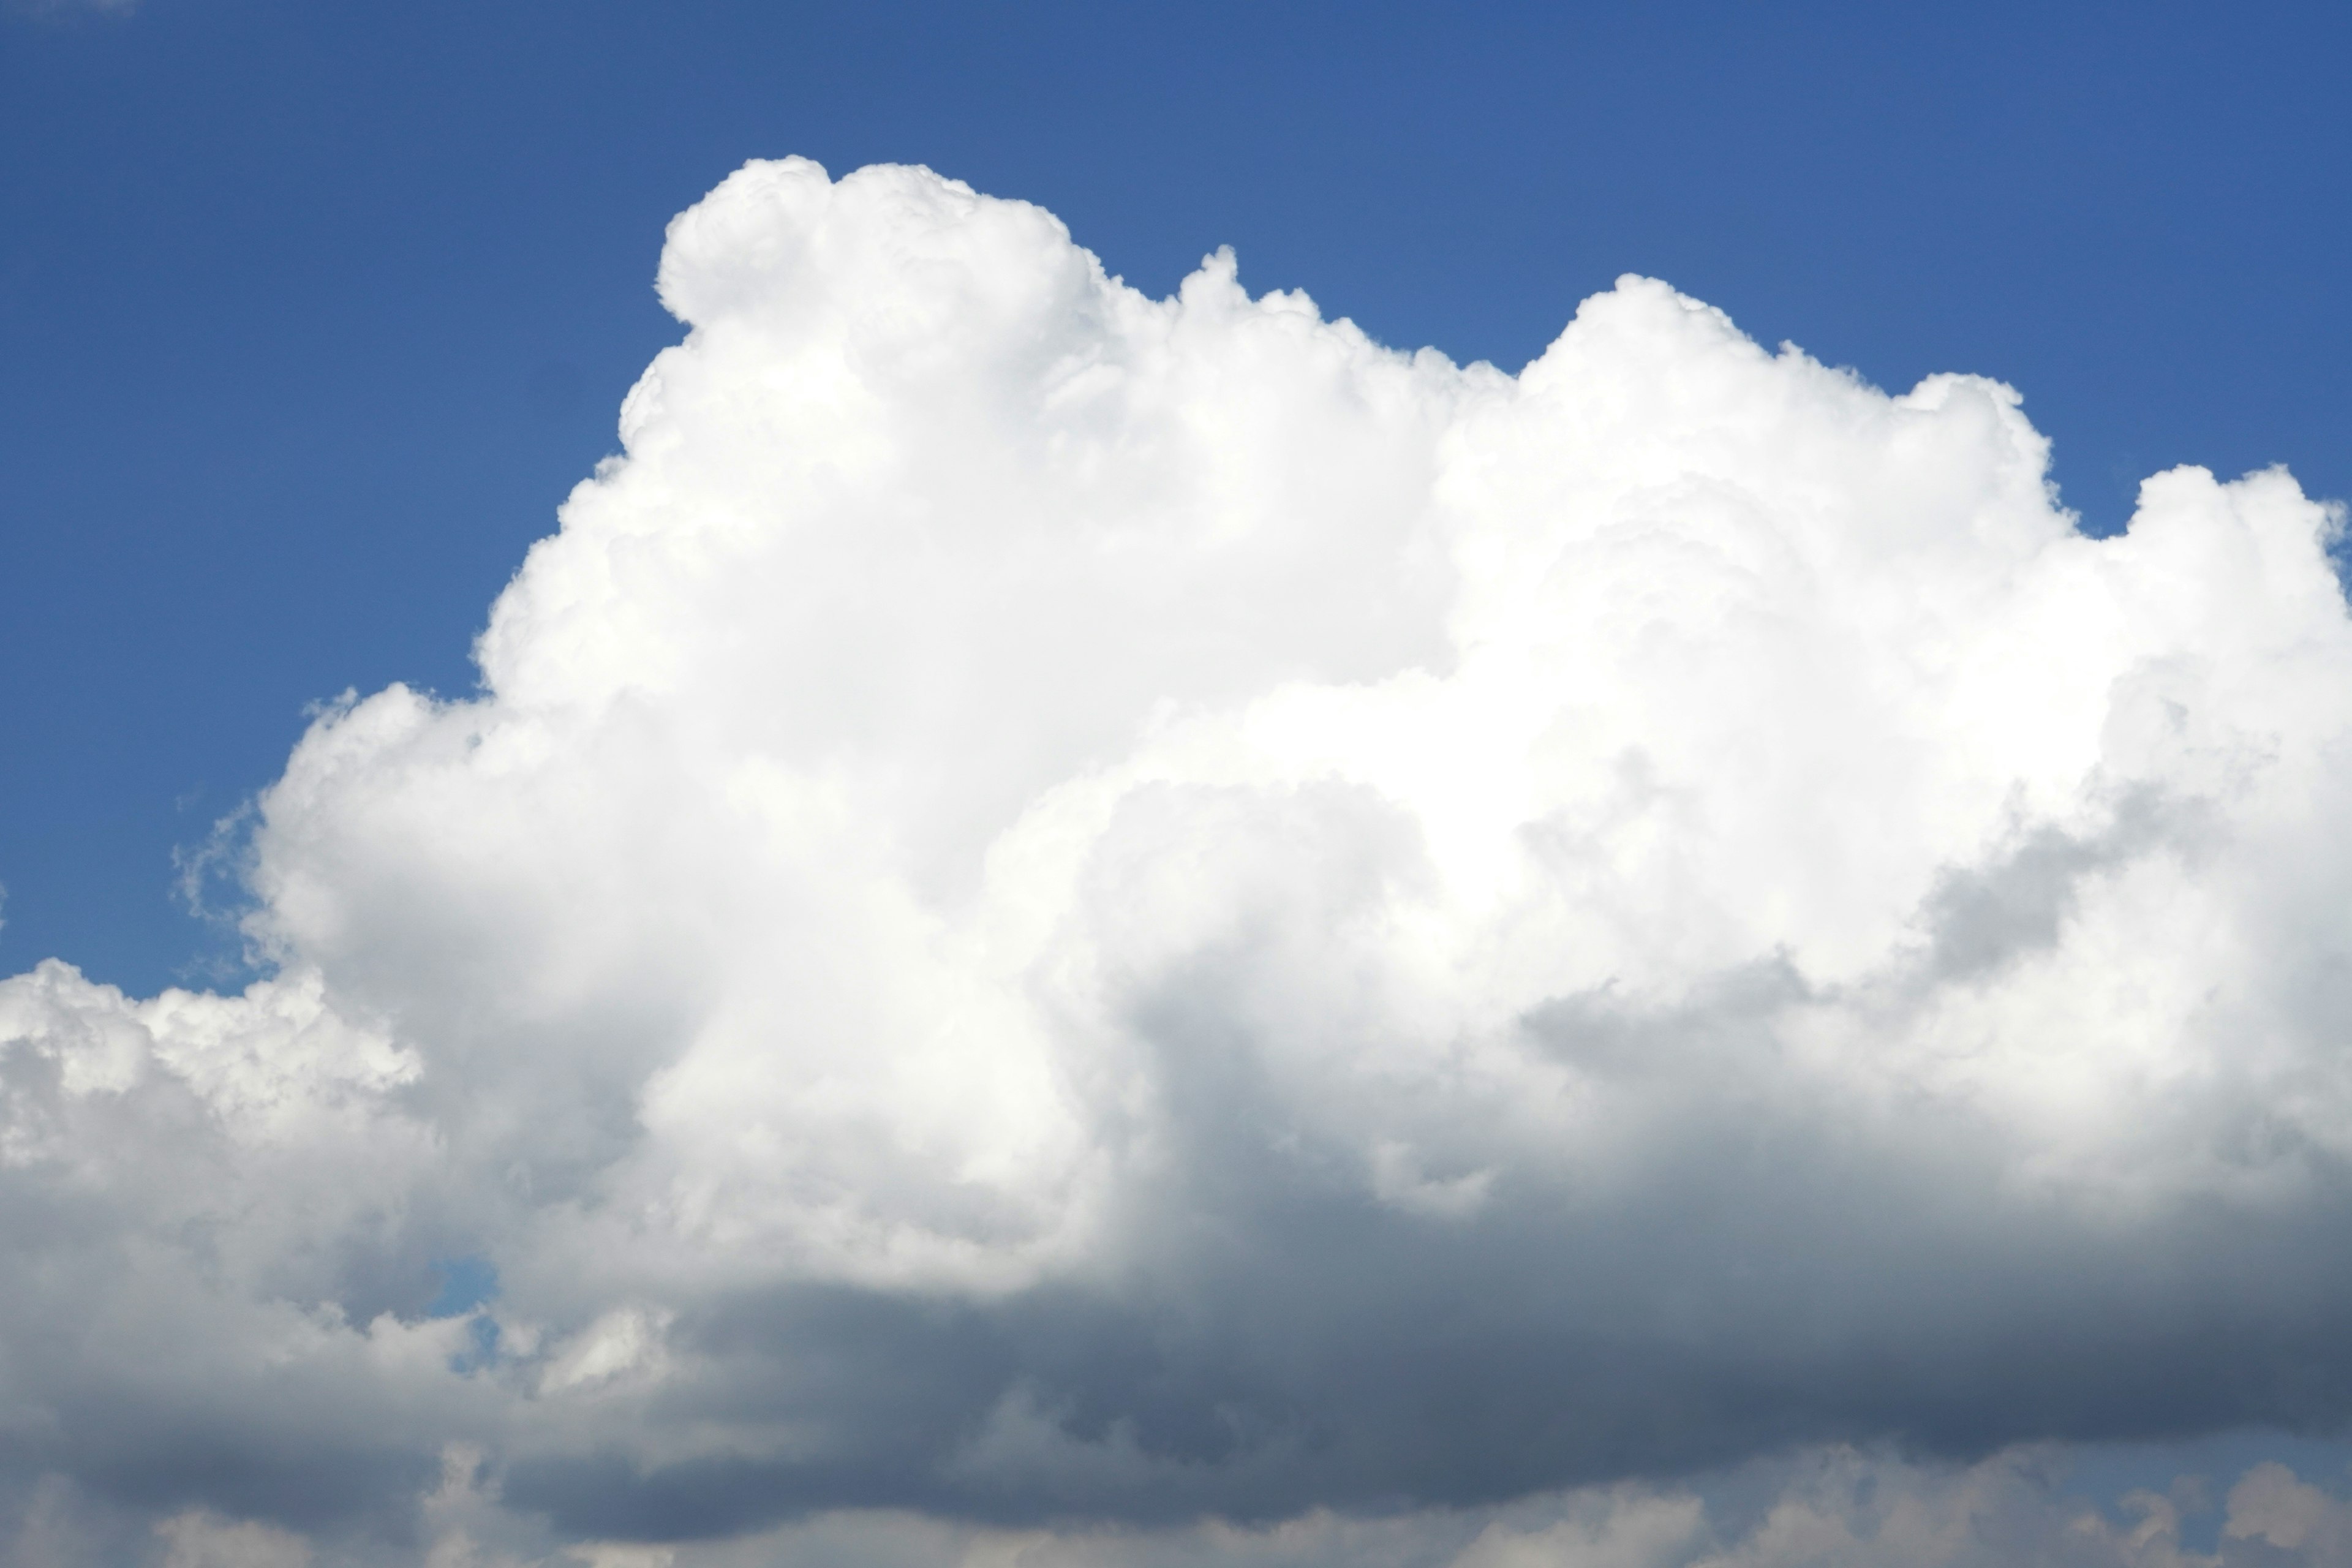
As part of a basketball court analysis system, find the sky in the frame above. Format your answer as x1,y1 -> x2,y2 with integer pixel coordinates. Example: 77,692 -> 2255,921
5,2 -> 2352,1566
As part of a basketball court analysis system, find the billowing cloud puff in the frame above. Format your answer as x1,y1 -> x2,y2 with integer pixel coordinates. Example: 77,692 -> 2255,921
6,157 -> 2352,1559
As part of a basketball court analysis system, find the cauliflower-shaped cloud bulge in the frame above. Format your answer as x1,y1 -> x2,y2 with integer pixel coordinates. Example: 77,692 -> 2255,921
7,157 -> 2352,1563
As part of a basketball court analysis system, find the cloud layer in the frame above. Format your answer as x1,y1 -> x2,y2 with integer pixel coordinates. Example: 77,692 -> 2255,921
6,157 -> 2352,1558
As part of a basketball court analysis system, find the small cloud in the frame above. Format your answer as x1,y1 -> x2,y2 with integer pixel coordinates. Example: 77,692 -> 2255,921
6,0 -> 137,21
154,1511 -> 312,1568
538,1308 -> 671,1395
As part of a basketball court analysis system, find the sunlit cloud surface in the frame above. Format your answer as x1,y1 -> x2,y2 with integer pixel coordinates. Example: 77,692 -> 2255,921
7,158 -> 2352,1564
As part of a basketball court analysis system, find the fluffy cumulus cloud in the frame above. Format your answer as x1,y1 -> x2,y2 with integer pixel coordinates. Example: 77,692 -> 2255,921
6,157 -> 2352,1562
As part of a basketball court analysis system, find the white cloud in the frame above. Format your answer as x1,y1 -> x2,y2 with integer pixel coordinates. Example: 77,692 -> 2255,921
154,1511 -> 312,1568
4,156 -> 2352,1556
2224,1463 -> 2352,1558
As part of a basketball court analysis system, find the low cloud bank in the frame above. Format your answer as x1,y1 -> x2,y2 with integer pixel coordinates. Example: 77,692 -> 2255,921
24,1446 -> 2352,1566
5,158 -> 2352,1558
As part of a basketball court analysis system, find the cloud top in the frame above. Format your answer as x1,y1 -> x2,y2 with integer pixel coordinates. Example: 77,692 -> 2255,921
6,157 -> 2352,1555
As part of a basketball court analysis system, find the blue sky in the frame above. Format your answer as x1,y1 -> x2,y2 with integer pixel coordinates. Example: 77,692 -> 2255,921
4,0 -> 2346,992
8,6 -> 2352,1565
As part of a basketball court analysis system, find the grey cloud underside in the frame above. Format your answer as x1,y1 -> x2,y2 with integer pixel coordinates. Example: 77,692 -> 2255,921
7,156 -> 2352,1559
507,1212 -> 2352,1542
514,952 -> 2352,1537
26,933 -> 2352,1547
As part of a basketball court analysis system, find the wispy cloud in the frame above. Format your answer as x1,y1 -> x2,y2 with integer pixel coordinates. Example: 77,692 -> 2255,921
7,0 -> 138,20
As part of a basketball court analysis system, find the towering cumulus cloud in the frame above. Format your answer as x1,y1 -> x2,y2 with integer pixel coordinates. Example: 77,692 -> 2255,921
6,159 -> 2352,1564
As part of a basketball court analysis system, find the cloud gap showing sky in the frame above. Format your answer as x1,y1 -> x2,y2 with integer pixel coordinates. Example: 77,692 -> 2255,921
4,158 -> 2352,1564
